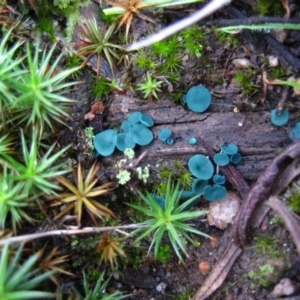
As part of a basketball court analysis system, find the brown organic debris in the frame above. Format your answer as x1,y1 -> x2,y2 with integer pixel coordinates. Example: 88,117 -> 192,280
91,101 -> 105,114
84,111 -> 95,121
96,232 -> 126,269
199,261 -> 210,275
267,196 -> 300,258
105,0 -> 156,40
233,140 -> 300,247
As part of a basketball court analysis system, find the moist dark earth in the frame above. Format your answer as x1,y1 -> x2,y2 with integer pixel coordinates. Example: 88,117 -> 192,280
9,0 -> 300,299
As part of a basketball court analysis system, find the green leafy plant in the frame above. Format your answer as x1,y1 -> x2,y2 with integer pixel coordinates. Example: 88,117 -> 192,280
72,270 -> 129,300
9,43 -> 80,136
0,135 -> 13,157
128,177 -> 210,261
136,71 -> 163,100
218,23 -> 300,34
0,130 -> 70,197
0,240 -> 54,299
77,18 -> 124,75
49,162 -> 115,225
0,166 -> 35,233
0,30 -> 25,126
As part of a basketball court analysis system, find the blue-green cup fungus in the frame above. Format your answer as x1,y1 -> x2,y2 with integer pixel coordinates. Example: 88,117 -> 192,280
166,137 -> 174,145
192,179 -> 209,194
159,128 -> 172,142
270,108 -> 289,126
230,152 -> 242,164
203,185 -> 227,201
180,190 -> 198,200
115,132 -> 136,151
185,86 -> 212,113
213,174 -> 226,185
189,137 -> 197,145
290,122 -> 300,140
220,143 -> 238,155
120,120 -> 131,132
213,153 -> 230,166
127,111 -> 142,124
94,129 -> 118,156
188,154 -> 214,180
139,113 -> 154,127
129,123 -> 153,146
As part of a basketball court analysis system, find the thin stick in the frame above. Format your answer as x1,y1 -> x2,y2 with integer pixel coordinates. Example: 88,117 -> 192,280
126,0 -> 232,51
0,224 -> 147,246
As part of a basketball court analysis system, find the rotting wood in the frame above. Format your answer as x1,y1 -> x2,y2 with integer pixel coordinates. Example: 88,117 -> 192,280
105,94 -> 292,181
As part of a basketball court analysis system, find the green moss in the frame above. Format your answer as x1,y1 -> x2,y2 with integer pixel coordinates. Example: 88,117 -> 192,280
23,0 -> 91,41
269,65 -> 287,80
151,35 -> 179,57
180,25 -> 204,58
215,30 -> 240,47
135,50 -> 157,70
250,232 -> 288,259
286,183 -> 300,213
34,17 -> 55,41
234,69 -> 259,96
91,76 -> 112,98
159,54 -> 182,73
156,245 -> 172,263
254,0 -> 283,16
65,54 -> 83,79
251,234 -> 278,255
248,264 -> 274,287
171,287 -> 196,300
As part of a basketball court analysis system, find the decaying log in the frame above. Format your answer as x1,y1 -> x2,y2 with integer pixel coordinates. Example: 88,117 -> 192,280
104,94 -> 291,181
